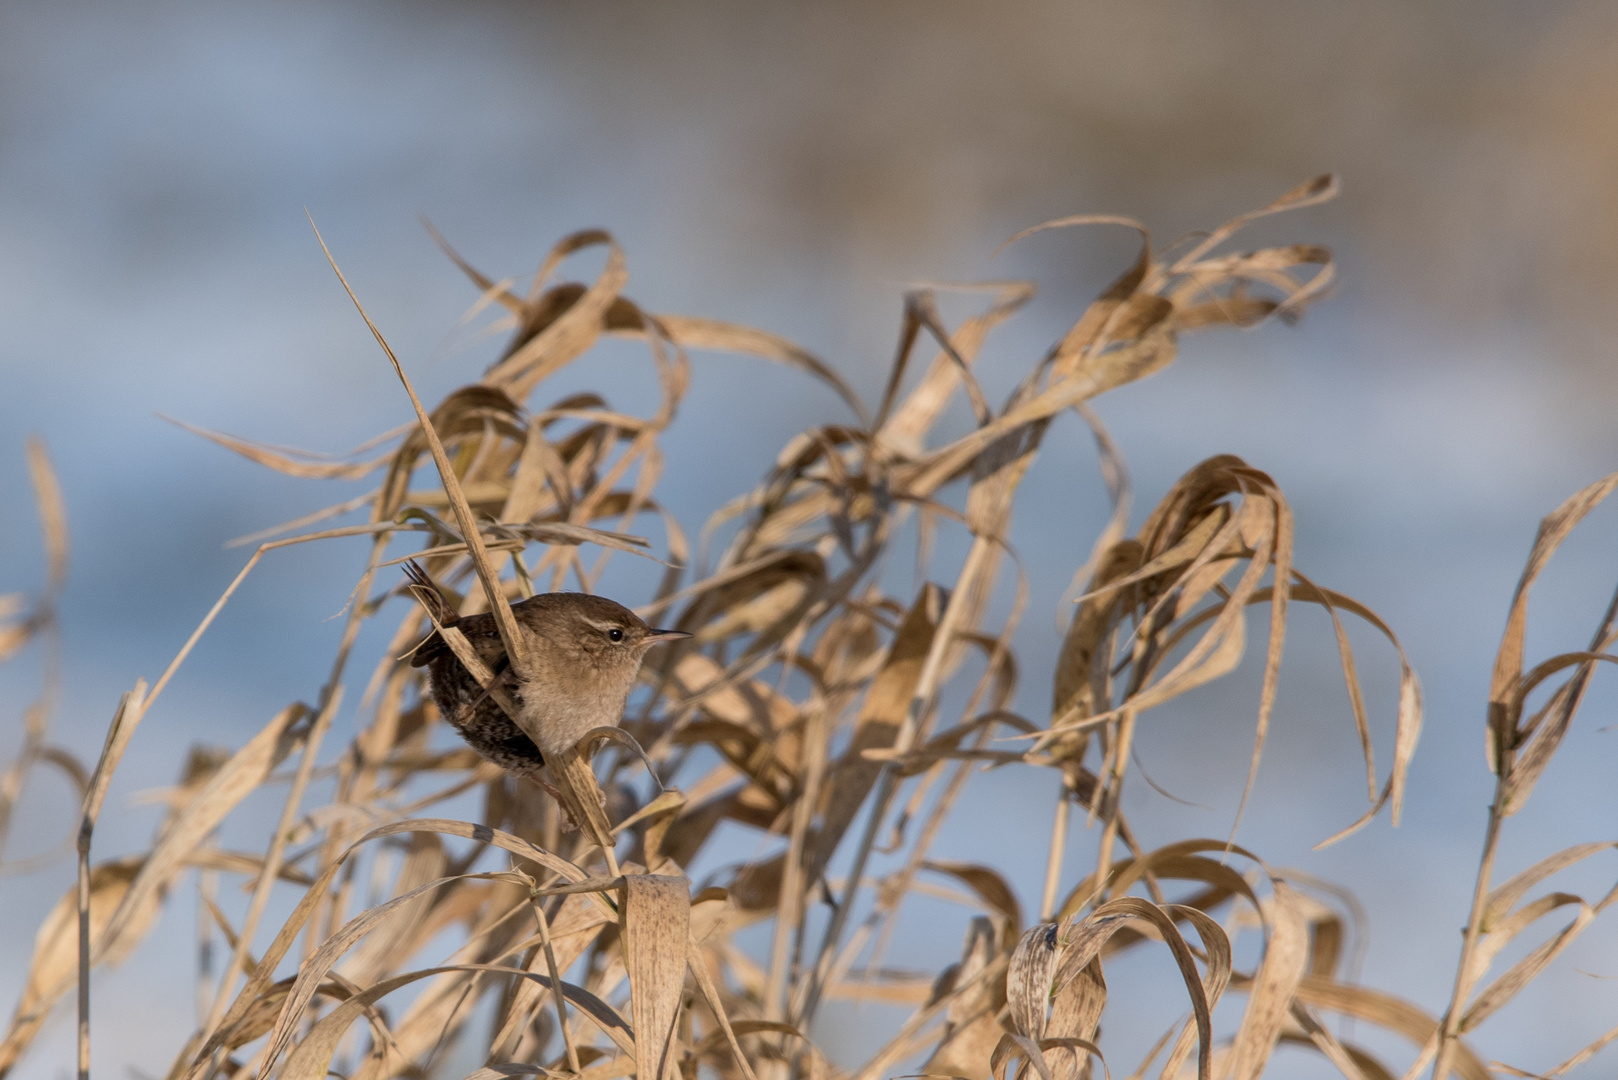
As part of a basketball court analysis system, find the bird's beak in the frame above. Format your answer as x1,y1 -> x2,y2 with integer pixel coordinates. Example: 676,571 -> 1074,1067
645,629 -> 692,645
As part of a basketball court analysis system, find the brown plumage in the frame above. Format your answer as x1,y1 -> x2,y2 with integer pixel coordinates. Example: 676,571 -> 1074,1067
404,563 -> 687,776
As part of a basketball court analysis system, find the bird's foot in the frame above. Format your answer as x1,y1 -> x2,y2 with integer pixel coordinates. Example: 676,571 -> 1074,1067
538,777 -> 580,832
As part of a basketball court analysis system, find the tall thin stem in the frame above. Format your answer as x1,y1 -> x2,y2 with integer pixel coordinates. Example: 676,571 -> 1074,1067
76,683 -> 147,1080
1428,783 -> 1507,1080
796,534 -> 991,1026
203,687 -> 340,1043
1041,782 -> 1073,922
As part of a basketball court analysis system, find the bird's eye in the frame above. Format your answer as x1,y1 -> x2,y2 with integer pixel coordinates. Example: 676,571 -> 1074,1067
607,627 -> 625,643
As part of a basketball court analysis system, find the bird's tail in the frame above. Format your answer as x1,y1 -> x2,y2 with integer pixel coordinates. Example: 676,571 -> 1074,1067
402,560 -> 457,628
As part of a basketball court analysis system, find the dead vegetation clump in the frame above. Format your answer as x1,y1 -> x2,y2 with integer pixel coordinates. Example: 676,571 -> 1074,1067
2,176 -> 1616,1080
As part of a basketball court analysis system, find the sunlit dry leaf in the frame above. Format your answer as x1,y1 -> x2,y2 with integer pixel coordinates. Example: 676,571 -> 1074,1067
0,857 -> 142,1073
1487,468 -> 1618,773
100,703 -> 308,967
1050,898 -> 1222,1080
1461,893 -> 1594,1031
1291,977 -> 1490,1080
1229,881 -> 1309,1080
922,862 -> 1022,935
922,918 -> 1005,1080
280,965 -> 635,1080
653,314 -> 869,428
1007,924 -> 1062,1042
620,875 -> 691,1080
804,584 -> 944,879
484,230 -> 628,399
161,415 -> 390,480
25,437 -> 68,593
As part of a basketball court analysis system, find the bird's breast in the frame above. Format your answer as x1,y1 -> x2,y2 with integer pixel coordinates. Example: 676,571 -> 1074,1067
517,671 -> 631,760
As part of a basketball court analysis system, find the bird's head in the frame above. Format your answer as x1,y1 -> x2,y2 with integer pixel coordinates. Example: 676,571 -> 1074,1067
521,592 -> 689,694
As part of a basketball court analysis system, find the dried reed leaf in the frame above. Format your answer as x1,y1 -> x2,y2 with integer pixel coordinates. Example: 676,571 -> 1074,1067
1098,839 -> 1264,909
1483,842 -> 1617,928
1290,977 -> 1489,1080
225,492 -> 378,549
485,231 -> 628,399
923,862 -> 1022,934
24,437 -> 67,593
685,936 -> 761,1080
654,315 -> 869,428
550,745 -> 619,864
921,919 -> 1005,1080
0,857 -> 142,1073
804,584 -> 944,877
503,424 -> 574,524
190,818 -> 606,1077
1229,881 -> 1309,1080
1049,897 -> 1223,1080
160,415 -> 388,480
878,281 -> 1033,453
620,875 -> 691,1080
1487,469 -> 1618,773
1007,925 -> 1063,1042
280,965 -> 635,1080
664,652 -> 800,733
0,618 -> 32,668
1460,894 -> 1594,1031
262,870 -> 517,1069
100,703 -> 308,968
1152,906 -> 1235,1080
1167,175 -> 1338,272
1051,542 -> 1143,741
1533,1019 -> 1618,1079
1046,958 -> 1104,1080
312,221 -> 533,685
1275,1022 -> 1388,1080
1280,576 -> 1423,838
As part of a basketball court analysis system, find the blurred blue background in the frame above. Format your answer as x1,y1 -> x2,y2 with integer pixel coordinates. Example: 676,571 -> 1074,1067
3,2 -> 1618,1076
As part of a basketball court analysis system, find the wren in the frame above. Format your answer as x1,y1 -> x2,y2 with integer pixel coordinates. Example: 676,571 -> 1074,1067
405,563 -> 687,776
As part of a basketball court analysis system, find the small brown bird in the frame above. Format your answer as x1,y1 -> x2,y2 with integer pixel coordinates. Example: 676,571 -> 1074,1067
404,563 -> 688,777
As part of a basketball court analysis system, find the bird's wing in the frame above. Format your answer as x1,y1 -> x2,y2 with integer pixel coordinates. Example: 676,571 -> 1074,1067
408,610 -> 506,668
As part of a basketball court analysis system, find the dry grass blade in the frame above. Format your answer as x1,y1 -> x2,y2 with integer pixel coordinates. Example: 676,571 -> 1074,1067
158,416 -> 389,481
0,856 -> 141,1075
483,229 -> 627,399
309,216 -> 531,675
279,966 -> 635,1080
620,875 -> 690,1080
1167,174 -> 1339,273
1290,978 -> 1490,1080
654,315 -> 870,428
1035,898 -> 1228,1080
1433,469 -> 1618,1080
1482,842 -> 1617,926
103,704 -> 308,967
1229,882 -> 1308,1080
73,681 -> 146,1080
1007,925 -> 1063,1043
1534,1020 -> 1618,1079
1460,893 -> 1593,1031
260,870 -> 518,1073
191,818 -> 606,1078
1486,468 -> 1618,771
25,437 -> 68,594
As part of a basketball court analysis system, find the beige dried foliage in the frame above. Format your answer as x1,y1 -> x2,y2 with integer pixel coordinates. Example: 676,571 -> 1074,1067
2,175 -> 1615,1080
